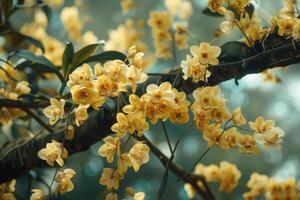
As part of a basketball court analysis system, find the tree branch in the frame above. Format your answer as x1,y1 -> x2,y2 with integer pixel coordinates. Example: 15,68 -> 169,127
1,34 -> 300,199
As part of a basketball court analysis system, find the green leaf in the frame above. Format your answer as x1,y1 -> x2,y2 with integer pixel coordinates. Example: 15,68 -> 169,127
70,43 -> 100,72
245,4 -> 255,18
11,31 -> 45,52
62,42 -> 74,78
11,50 -> 64,82
84,51 -> 128,64
202,8 -> 223,17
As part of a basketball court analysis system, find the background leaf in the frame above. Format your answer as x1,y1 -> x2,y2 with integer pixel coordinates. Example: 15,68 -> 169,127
62,42 -> 74,78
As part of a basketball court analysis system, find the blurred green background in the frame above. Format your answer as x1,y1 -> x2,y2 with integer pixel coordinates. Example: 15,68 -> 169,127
11,0 -> 300,199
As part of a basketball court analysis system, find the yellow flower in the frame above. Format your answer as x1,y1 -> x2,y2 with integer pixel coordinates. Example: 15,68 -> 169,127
266,179 -> 282,195
103,60 -> 128,84
279,0 -> 296,18
254,127 -> 285,149
105,193 -> 118,200
249,116 -> 275,133
204,164 -> 220,182
30,189 -> 45,200
219,161 -> 241,192
67,64 -> 92,88
15,81 -> 31,95
60,6 -> 82,40
74,104 -> 89,126
147,11 -> 172,29
232,107 -> 246,126
281,178 -> 296,193
111,113 -> 131,138
133,192 -> 145,200
292,18 -> 300,39
117,153 -> 132,175
121,0 -> 134,13
237,134 -> 258,154
190,42 -> 221,65
247,173 -> 269,195
129,142 -> 150,172
70,82 -> 105,110
55,169 -> 76,195
99,168 -> 122,190
184,183 -> 196,199
277,18 -> 294,36
43,98 -> 65,125
144,82 -> 175,103
98,136 -> 120,163
202,124 -> 223,147
208,0 -> 224,13
93,75 -> 120,97
123,94 -> 146,114
181,55 -> 210,83
38,140 -> 68,166
127,112 -> 149,137
220,127 -> 240,150
220,10 -> 235,34
126,65 -> 148,93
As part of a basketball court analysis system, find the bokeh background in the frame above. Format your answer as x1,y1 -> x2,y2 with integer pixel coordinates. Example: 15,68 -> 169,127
11,0 -> 300,199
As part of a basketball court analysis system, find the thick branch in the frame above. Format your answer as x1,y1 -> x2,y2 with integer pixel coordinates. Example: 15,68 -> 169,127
1,35 -> 300,195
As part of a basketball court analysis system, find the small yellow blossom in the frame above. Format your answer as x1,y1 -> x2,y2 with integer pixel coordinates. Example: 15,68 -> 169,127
190,42 -> 221,65
117,153 -> 132,175
204,164 -> 220,182
67,64 -> 92,88
55,168 -> 76,195
232,107 -> 246,126
74,104 -> 89,126
246,173 -> 269,195
43,98 -> 65,125
237,134 -> 258,154
105,193 -> 118,200
30,189 -> 45,200
129,142 -> 150,172
38,140 -> 68,166
249,116 -> 275,133
99,168 -> 122,190
219,161 -> 241,192
184,183 -> 196,199
65,125 -> 75,140
133,192 -> 145,200
15,81 -> 31,95
254,127 -> 285,149
220,10 -> 235,34
98,136 -> 120,163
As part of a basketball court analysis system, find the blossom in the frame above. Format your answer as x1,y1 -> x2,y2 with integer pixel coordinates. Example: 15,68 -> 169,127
237,134 -> 258,154
117,153 -> 132,175
129,142 -> 150,172
70,83 -> 105,110
38,140 -> 68,166
60,6 -> 82,40
65,125 -> 75,140
30,189 -> 45,200
98,136 -> 120,163
126,65 -> 148,93
15,81 -> 31,95
232,107 -> 246,126
144,82 -> 175,103
181,55 -> 210,83
190,42 -> 221,65
133,192 -> 145,200
220,10 -> 235,34
55,168 -> 76,195
111,113 -> 131,138
43,98 -> 65,125
246,173 -> 269,195
74,104 -> 89,126
67,64 -> 92,87
184,183 -> 196,199
204,164 -> 220,182
105,193 -> 118,200
254,127 -> 285,149
82,31 -> 98,46
249,116 -> 275,133
219,161 -> 241,192
99,168 -> 122,190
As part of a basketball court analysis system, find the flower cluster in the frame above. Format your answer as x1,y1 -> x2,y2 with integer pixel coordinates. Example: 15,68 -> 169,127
66,46 -> 147,126
55,169 -> 76,195
181,42 -> 221,83
191,86 -> 285,154
0,64 -> 31,126
37,140 -> 68,166
184,161 -> 241,198
243,173 -> 300,200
